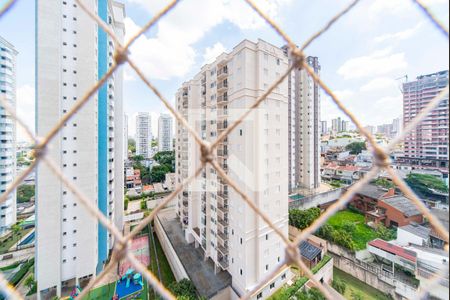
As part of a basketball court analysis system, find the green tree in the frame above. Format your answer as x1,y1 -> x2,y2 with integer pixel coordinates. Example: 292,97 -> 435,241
140,199 -> 147,210
374,178 -> 395,189
24,274 -> 36,293
11,224 -> 21,236
151,165 -> 172,183
342,221 -> 356,233
289,208 -> 321,230
17,184 -> 35,203
169,279 -> 198,299
345,142 -> 367,155
405,174 -> 448,198
376,224 -> 396,241
296,288 -> 326,300
128,138 -> 136,154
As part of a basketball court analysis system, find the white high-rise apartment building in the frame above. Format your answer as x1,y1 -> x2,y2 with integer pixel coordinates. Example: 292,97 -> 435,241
36,1 -> 125,298
124,113 -> 128,159
158,113 -> 173,152
136,112 -> 152,158
176,40 -> 289,299
285,51 -> 321,193
0,36 -> 17,234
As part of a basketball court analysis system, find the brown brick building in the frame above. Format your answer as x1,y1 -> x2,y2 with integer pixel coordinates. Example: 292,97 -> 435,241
349,184 -> 395,213
366,196 -> 423,228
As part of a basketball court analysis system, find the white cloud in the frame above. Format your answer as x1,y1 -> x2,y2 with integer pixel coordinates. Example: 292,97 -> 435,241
203,43 -> 227,65
360,77 -> 398,92
125,0 -> 292,80
374,23 -> 423,43
369,0 -> 447,17
16,85 -> 35,142
337,48 -> 408,80
333,89 -> 355,101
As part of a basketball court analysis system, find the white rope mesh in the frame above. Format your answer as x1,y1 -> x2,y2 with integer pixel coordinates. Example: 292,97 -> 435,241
0,0 -> 448,299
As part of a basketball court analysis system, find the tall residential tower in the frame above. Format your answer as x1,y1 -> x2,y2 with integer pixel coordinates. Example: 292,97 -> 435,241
158,113 -> 173,152
0,36 -> 17,235
176,40 -> 289,298
36,1 -> 125,298
403,71 -> 449,163
136,112 -> 152,158
285,50 -> 321,193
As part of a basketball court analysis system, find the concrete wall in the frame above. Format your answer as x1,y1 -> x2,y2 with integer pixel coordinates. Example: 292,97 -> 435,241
154,212 -> 189,281
328,242 -> 418,299
289,188 -> 343,210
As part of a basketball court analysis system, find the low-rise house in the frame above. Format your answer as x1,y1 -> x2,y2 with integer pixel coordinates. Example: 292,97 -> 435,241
397,224 -> 430,247
367,196 -> 423,228
142,185 -> 155,195
349,183 -> 395,214
299,240 -> 323,270
429,208 -> 449,250
322,162 -> 364,184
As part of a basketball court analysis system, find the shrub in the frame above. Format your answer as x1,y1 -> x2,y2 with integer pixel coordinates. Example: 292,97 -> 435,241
289,207 -> 321,230
169,279 -> 198,299
140,199 -> 147,210
342,221 -> 356,233
332,279 -> 346,295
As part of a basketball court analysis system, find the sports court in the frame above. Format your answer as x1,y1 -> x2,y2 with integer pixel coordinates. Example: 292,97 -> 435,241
119,236 -> 150,276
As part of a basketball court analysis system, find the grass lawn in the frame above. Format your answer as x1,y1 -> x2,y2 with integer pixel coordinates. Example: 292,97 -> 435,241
0,228 -> 32,254
326,210 -> 378,250
334,268 -> 391,300
85,282 -> 116,300
147,230 -> 176,300
148,231 -> 176,286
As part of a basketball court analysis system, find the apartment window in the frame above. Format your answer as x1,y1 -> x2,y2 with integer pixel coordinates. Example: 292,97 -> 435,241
240,269 -> 243,276
281,273 -> 286,280
63,232 -> 67,236
266,264 -> 269,271
277,59 -> 281,65
63,259 -> 67,263
266,234 -> 269,240
63,245 -> 67,249
73,230 -> 77,234
240,238 -> 243,245
257,293 -> 263,299
239,129 -> 243,136
73,257 -> 77,261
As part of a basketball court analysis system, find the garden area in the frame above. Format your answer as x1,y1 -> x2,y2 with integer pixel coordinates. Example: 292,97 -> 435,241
0,225 -> 32,254
268,255 -> 332,300
333,268 -> 391,300
289,208 -> 396,252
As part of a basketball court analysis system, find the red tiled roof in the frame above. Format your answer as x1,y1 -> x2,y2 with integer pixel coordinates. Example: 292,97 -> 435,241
369,239 -> 417,262
143,185 -> 154,192
337,165 -> 361,172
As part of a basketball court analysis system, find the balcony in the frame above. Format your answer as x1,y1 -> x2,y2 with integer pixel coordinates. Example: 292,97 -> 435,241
218,256 -> 229,269
217,243 -> 229,255
217,94 -> 228,105
217,149 -> 228,157
217,67 -> 228,79
217,229 -> 228,242
218,216 -> 229,228
217,121 -> 228,132
217,80 -> 228,92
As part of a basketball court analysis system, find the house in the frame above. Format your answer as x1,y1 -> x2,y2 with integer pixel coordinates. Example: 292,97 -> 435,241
366,196 -> 423,228
349,183 -> 395,214
397,224 -> 431,247
322,162 -> 364,184
299,241 -> 323,270
142,185 -> 155,195
429,208 -> 449,250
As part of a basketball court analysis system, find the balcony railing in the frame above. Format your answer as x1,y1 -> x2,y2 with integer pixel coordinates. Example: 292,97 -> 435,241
218,244 -> 229,255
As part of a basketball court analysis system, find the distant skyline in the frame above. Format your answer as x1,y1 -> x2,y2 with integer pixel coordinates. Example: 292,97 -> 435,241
0,0 -> 449,141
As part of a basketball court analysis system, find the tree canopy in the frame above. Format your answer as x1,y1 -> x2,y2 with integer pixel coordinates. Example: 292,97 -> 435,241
345,142 -> 367,155
289,207 -> 321,230
405,173 -> 448,197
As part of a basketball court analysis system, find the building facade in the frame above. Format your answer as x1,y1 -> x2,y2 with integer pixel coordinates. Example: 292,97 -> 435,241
176,39 -> 289,299
158,113 -> 173,152
403,71 -> 449,162
286,52 -> 321,193
321,121 -> 328,134
124,113 -> 128,159
136,112 -> 152,158
36,1 -> 125,298
0,36 -> 17,234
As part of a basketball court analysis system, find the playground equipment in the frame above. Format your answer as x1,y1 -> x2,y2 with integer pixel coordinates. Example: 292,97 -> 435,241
69,285 -> 81,299
115,268 -> 144,299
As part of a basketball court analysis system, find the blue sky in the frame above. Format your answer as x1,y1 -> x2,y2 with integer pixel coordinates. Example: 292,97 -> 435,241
0,0 -> 448,141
